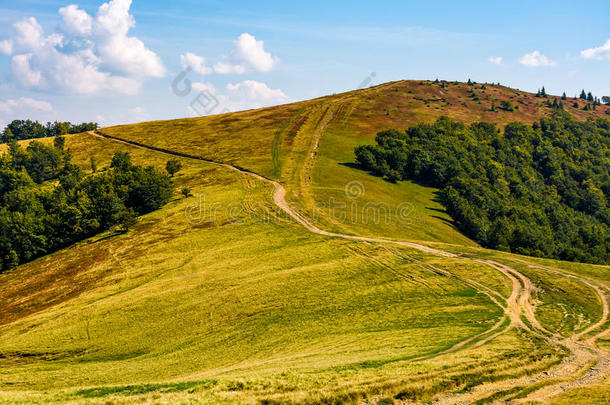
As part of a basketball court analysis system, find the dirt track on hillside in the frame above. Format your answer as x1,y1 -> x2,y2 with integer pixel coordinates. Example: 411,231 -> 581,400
89,130 -> 610,404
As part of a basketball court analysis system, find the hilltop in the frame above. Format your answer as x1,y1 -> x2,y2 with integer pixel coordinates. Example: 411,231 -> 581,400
102,80 -> 610,245
0,80 -> 609,404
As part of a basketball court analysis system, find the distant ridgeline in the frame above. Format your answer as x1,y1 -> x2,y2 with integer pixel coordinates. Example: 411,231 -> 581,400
355,111 -> 610,264
0,138 -> 173,272
1,120 -> 98,142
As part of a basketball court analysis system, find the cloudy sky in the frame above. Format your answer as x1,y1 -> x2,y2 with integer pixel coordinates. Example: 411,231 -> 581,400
0,0 -> 609,128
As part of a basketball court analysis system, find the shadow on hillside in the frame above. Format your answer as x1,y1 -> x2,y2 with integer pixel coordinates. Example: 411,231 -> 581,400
426,205 -> 456,227
340,161 -> 462,231
339,162 -> 384,178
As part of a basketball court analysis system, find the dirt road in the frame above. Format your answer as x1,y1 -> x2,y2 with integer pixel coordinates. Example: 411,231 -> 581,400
90,130 -> 610,403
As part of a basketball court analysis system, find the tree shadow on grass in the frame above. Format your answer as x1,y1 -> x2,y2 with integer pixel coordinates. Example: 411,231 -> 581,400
339,162 -> 385,178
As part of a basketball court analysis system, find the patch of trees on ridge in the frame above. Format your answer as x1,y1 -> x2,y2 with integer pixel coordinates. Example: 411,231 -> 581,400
1,120 -> 98,143
0,138 -> 173,272
355,112 -> 610,264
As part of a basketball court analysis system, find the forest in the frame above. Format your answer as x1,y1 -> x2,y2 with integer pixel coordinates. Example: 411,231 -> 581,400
355,112 -> 610,264
1,120 -> 99,142
0,138 -> 173,272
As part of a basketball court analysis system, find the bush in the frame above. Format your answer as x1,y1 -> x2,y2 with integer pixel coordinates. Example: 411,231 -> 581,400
499,100 -> 515,111
166,159 -> 182,177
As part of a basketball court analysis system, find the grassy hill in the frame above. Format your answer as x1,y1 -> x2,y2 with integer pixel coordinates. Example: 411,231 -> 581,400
0,81 -> 609,404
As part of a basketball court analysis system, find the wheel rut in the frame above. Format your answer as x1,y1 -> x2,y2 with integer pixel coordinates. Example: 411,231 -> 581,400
89,130 -> 610,404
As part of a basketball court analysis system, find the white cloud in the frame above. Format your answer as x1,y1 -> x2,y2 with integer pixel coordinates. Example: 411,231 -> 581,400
213,61 -> 246,75
581,39 -> 610,60
232,33 -> 276,72
0,0 -> 165,95
223,80 -> 289,111
0,97 -> 52,114
180,52 -> 213,75
192,81 -> 216,94
59,4 -> 92,36
11,54 -> 42,87
13,17 -> 46,51
488,56 -> 502,65
186,80 -> 289,117
519,51 -> 556,67
0,40 -> 12,55
213,33 -> 277,74
0,97 -> 53,129
93,0 -> 165,78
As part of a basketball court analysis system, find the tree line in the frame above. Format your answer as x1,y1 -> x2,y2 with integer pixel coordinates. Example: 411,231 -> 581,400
355,112 -> 610,264
0,138 -> 174,272
1,120 -> 98,143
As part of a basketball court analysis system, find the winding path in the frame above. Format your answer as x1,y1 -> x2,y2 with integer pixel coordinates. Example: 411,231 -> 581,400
89,130 -> 610,403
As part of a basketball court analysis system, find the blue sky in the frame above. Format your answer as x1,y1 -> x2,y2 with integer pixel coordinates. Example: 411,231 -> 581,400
0,0 -> 609,128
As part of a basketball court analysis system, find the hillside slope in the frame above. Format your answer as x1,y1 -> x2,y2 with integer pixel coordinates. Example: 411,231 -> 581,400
0,81 -> 609,404
103,80 -> 610,246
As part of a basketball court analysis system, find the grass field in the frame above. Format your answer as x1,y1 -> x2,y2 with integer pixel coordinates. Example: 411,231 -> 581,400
1,81 -> 609,404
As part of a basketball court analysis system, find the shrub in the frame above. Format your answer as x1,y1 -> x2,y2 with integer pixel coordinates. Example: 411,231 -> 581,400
166,159 -> 182,177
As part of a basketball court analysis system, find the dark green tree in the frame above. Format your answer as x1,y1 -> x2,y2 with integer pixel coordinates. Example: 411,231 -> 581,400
54,135 -> 65,151
165,159 -> 182,177
110,151 -> 132,172
4,250 -> 19,271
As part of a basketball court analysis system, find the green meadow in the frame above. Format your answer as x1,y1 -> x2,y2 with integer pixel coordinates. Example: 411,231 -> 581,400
1,81 -> 609,404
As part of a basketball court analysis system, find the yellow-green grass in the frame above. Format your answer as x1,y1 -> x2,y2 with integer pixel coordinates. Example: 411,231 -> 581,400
99,80 -> 609,247
101,101 -> 315,179
302,81 -> 609,245
0,82 -> 609,404
432,243 -> 610,337
550,382 -> 610,404
0,133 -> 537,403
0,133 -> 570,404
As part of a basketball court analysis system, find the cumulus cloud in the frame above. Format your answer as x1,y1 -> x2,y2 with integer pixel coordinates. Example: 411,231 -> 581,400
0,97 -> 53,129
213,61 -> 246,75
191,81 -> 216,94
11,54 -> 43,87
186,80 -> 289,117
213,33 -> 277,74
59,5 -> 92,36
0,97 -> 52,113
0,40 -> 12,55
581,39 -> 610,60
0,0 -> 165,95
224,80 -> 288,109
519,51 -> 556,67
488,56 -> 502,65
180,52 -> 213,75
94,0 -> 165,78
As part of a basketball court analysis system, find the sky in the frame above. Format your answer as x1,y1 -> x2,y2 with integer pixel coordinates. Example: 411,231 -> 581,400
0,0 -> 609,128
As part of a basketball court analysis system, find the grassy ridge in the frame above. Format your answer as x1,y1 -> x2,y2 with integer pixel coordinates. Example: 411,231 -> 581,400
0,81 -> 608,403
0,134 -> 504,395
